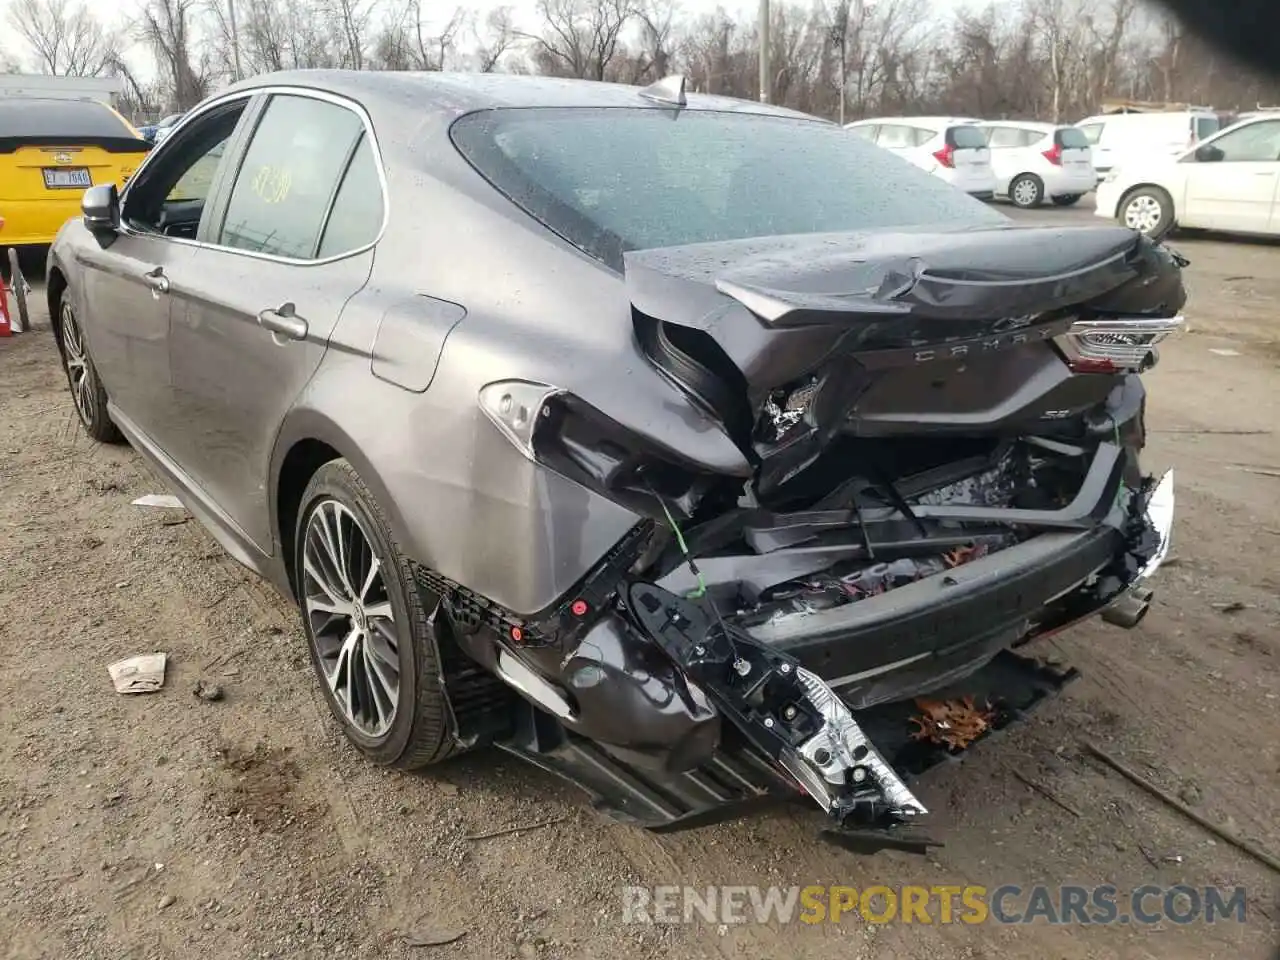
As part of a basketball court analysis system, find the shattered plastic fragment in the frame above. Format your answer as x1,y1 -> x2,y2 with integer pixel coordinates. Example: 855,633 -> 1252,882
108,653 -> 167,694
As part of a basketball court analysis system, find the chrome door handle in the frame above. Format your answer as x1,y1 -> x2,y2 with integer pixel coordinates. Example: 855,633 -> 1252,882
143,266 -> 169,294
257,303 -> 308,340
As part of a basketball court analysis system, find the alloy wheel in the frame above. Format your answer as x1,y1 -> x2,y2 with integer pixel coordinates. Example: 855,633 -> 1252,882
1124,195 -> 1163,234
59,300 -> 97,426
301,499 -> 401,739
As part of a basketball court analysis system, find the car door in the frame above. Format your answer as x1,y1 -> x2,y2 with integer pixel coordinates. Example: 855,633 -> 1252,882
165,91 -> 383,550
1182,119 -> 1280,233
75,97 -> 253,435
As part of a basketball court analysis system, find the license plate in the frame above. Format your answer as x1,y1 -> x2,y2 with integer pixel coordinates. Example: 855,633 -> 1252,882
42,167 -> 91,189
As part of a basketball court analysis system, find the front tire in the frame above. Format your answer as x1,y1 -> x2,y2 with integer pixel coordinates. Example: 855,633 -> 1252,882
1009,173 -> 1044,209
295,459 -> 457,769
1051,194 -> 1082,207
1119,186 -> 1174,239
55,294 -> 123,443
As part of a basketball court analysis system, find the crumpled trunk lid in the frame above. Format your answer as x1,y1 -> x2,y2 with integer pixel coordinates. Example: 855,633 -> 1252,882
625,224 -> 1185,497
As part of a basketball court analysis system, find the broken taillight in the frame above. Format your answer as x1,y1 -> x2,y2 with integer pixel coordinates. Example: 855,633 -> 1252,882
1057,315 -> 1185,374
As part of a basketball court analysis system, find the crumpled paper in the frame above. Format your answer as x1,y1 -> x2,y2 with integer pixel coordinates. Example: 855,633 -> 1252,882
108,653 -> 168,694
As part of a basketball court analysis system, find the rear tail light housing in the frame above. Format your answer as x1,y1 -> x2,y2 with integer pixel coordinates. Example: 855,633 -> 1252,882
932,143 -> 955,168
1042,142 -> 1063,165
1057,315 -> 1185,373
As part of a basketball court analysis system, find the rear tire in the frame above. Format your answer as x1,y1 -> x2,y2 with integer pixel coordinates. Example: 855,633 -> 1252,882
1051,194 -> 1082,207
295,459 -> 458,769
7,249 -> 29,332
1118,186 -> 1174,239
55,293 -> 123,444
1009,174 -> 1044,209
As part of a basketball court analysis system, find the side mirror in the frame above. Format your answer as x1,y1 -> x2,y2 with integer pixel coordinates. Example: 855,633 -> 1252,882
1194,144 -> 1224,163
82,183 -> 120,238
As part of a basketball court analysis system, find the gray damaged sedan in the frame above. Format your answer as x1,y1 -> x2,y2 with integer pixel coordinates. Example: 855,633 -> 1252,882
48,71 -> 1180,851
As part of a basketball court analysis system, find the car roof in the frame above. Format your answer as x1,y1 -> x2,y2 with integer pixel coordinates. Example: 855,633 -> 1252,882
853,115 -> 979,126
222,70 -> 820,122
977,120 -> 1058,132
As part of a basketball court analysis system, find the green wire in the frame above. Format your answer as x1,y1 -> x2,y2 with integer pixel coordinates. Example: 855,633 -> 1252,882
656,496 -> 707,599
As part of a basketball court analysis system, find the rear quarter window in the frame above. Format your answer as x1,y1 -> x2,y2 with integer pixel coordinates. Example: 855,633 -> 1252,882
947,125 -> 987,149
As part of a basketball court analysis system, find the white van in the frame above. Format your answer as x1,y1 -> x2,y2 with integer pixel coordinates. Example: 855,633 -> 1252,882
845,117 -> 997,198
1075,111 -> 1222,177
976,121 -> 1097,208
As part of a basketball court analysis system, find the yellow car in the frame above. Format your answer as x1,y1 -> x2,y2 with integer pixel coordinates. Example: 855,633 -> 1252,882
0,97 -> 151,247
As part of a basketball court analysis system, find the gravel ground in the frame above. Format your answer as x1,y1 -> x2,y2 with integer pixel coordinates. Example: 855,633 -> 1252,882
1,209 -> 1278,959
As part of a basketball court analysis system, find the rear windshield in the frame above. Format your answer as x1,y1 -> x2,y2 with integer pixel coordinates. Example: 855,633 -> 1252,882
452,108 -> 1005,270
947,125 -> 988,149
1055,127 -> 1091,148
0,98 -> 135,140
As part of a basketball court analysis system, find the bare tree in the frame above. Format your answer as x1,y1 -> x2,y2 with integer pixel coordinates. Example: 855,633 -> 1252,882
522,0 -> 634,81
7,0 -> 120,76
141,0 -> 213,109
474,5 -> 518,73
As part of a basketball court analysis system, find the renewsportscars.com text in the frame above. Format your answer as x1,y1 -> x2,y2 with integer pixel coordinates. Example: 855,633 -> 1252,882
620,884 -> 1248,926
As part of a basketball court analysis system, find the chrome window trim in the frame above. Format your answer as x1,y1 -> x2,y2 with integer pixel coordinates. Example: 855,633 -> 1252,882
118,85 -> 390,267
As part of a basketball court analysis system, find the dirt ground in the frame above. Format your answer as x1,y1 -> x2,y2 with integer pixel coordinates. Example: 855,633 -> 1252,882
2,205 -> 1278,960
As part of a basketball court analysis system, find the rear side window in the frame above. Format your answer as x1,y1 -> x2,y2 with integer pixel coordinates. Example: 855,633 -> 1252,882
0,98 -> 143,149
451,107 -> 1005,272
218,94 -> 366,260
317,134 -> 384,258
1055,127 -> 1091,149
947,125 -> 987,149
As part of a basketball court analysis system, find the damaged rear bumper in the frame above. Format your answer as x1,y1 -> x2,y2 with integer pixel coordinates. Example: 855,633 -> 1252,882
477,470 -> 1174,844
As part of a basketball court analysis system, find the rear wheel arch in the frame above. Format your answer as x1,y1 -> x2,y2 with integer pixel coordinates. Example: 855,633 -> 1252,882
272,425 -> 416,601
275,437 -> 344,599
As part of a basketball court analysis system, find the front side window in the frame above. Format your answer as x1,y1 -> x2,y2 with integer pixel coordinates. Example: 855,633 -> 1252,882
451,107 -> 1006,272
121,100 -> 247,239
218,94 -> 366,260
1203,120 -> 1280,162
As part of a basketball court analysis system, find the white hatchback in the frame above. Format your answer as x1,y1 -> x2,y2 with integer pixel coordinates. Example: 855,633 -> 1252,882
845,117 -> 997,199
1095,114 -> 1280,239
976,121 -> 1097,208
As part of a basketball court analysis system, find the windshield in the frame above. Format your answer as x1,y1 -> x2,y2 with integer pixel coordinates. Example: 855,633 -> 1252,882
1056,128 -> 1090,148
947,125 -> 987,149
451,107 -> 1006,271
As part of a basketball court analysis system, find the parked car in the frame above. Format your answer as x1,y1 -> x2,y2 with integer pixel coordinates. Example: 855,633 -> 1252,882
1095,114 -> 1280,238
844,116 -> 997,198
0,97 -> 150,247
1075,109 -> 1221,178
137,113 -> 183,144
976,120 -> 1097,208
48,71 -> 1179,843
